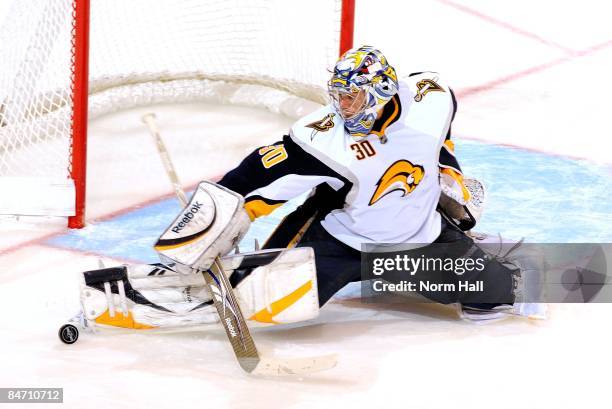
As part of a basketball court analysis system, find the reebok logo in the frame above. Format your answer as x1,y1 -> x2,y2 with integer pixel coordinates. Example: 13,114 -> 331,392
183,286 -> 192,303
225,317 -> 237,337
171,201 -> 203,233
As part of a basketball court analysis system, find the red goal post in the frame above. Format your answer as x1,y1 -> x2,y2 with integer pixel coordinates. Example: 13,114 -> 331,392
0,0 -> 355,228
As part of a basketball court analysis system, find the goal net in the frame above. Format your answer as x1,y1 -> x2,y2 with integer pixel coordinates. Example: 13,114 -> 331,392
0,0 -> 353,227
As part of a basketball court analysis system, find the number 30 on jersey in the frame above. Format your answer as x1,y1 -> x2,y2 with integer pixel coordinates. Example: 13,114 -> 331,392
259,145 -> 288,168
350,140 -> 376,160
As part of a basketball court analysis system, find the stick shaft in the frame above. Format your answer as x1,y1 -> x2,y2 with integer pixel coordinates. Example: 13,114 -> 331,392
141,112 -> 260,373
141,113 -> 188,206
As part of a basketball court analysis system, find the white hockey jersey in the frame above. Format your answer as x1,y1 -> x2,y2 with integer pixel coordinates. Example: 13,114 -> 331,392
219,72 -> 457,251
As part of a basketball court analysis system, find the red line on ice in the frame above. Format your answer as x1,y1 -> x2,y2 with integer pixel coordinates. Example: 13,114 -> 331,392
436,0 -> 575,53
456,39 -> 612,99
0,177 -> 221,256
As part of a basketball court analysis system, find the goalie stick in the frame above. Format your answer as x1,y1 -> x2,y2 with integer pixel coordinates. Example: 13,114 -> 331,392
141,113 -> 337,376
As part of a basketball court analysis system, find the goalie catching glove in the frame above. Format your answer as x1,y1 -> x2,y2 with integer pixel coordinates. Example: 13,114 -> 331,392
439,171 -> 486,231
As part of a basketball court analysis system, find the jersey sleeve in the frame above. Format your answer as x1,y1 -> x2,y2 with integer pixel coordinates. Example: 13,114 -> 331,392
218,133 -> 350,220
438,88 -> 470,202
439,88 -> 462,173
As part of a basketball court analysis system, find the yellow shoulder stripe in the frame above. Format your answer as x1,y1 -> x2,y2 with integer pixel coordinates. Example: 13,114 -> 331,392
444,139 -> 455,151
244,199 -> 283,221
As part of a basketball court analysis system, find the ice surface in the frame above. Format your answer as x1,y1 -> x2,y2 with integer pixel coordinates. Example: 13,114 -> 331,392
1,1 -> 612,408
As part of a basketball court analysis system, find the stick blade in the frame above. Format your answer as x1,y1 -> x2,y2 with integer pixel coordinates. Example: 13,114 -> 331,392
251,354 -> 338,376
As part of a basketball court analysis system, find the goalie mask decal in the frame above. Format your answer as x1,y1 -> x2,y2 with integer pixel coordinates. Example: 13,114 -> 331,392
369,160 -> 424,206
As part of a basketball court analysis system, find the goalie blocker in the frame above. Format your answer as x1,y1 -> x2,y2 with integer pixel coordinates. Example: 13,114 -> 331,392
153,181 -> 251,272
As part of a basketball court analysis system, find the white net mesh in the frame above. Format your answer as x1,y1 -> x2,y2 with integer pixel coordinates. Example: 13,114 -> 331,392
0,0 -> 74,179
0,0 -> 343,217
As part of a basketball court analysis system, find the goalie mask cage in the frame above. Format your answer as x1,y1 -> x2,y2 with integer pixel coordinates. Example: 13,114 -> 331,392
0,0 -> 354,228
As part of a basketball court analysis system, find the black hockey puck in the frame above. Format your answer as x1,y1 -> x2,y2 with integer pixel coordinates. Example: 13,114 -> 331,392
58,324 -> 79,344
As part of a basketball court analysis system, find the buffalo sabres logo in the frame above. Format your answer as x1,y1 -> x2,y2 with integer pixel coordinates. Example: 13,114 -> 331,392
368,160 -> 424,206
414,78 -> 445,102
306,113 -> 335,140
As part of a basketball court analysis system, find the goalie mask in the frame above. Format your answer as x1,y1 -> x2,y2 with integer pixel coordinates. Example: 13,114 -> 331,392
328,46 -> 399,140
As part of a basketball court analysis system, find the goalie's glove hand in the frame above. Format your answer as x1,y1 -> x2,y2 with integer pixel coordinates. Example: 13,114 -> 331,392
440,169 -> 471,206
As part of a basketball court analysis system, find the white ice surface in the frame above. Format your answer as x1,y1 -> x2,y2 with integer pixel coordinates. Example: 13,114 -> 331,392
1,1 -> 612,408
